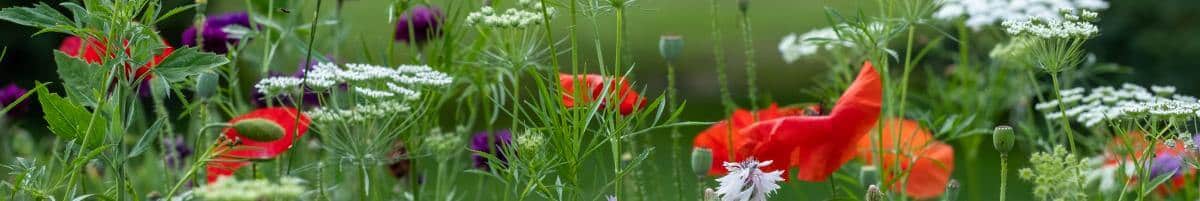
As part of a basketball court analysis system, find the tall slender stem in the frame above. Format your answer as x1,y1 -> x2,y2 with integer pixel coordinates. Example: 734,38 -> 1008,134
739,6 -> 758,114
710,0 -> 736,161
1049,73 -> 1077,153
999,154 -> 1008,201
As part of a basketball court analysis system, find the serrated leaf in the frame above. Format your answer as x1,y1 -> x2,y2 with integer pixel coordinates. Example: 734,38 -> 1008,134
0,3 -> 73,31
153,47 -> 229,82
35,83 -> 106,149
52,51 -> 104,107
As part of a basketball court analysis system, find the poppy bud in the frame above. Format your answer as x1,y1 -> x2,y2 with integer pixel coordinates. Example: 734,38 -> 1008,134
859,165 -> 879,186
943,179 -> 960,201
691,148 -> 714,177
659,34 -> 683,62
737,0 -> 749,14
993,125 -> 1015,155
195,72 -> 219,99
702,188 -> 718,201
865,185 -> 885,201
232,118 -> 286,141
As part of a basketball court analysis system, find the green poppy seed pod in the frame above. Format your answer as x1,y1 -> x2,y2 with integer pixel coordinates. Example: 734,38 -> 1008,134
195,72 -> 219,99
659,35 -> 683,62
865,185 -> 885,201
691,148 -> 714,177
859,166 -> 879,186
942,179 -> 960,201
737,0 -> 749,14
233,118 -> 286,141
993,125 -> 1015,155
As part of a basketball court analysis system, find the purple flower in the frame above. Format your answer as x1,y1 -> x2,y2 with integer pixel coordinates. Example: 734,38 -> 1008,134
1149,152 -> 1184,179
163,136 -> 193,169
182,12 -> 253,54
394,6 -> 443,44
0,83 -> 30,117
470,130 -> 513,169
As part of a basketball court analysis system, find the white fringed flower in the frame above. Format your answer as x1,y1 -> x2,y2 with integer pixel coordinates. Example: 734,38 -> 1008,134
715,159 -> 784,201
934,0 -> 1108,31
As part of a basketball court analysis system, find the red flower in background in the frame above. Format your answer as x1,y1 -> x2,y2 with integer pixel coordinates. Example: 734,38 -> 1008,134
1098,131 -> 1195,195
558,74 -> 647,115
205,107 -> 311,183
855,119 -> 955,199
691,103 -> 818,176
58,36 -> 174,80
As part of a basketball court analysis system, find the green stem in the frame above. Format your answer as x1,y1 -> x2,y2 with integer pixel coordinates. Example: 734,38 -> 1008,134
1049,73 -> 1077,153
710,0 -> 736,161
999,155 -> 1008,201
739,7 -> 758,113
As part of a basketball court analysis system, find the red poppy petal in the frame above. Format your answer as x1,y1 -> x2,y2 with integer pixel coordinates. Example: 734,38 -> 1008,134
205,158 -> 248,183
222,107 -> 310,160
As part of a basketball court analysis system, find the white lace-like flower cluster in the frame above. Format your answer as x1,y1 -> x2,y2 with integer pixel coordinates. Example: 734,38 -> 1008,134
194,177 -> 305,201
1037,83 -> 1200,127
1002,10 -> 1099,39
934,0 -> 1108,31
778,27 -> 854,63
308,101 -> 411,122
715,159 -> 784,201
466,1 -> 555,28
254,63 -> 451,100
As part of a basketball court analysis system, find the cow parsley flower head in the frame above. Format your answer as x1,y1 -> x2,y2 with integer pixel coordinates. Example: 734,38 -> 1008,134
194,177 -> 306,201
1001,9 -> 1099,72
1037,83 -> 1200,130
465,1 -> 555,28
715,159 -> 784,201
778,27 -> 854,63
934,0 -> 1108,31
255,62 -> 452,122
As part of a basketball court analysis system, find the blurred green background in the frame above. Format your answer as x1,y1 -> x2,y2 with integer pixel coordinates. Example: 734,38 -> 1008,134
2,0 -> 1199,200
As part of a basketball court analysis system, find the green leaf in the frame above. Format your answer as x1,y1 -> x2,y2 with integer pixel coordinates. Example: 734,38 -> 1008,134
153,47 -> 229,82
128,117 -> 166,159
0,3 -> 73,32
35,83 -> 107,148
52,51 -> 105,107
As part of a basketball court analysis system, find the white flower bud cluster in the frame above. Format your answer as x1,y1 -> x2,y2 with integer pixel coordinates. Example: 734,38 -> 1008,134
515,131 -> 545,151
934,0 -> 1108,31
423,128 -> 464,154
194,177 -> 306,201
308,101 -> 411,123
1038,83 -> 1200,127
254,63 -> 451,100
465,2 -> 555,28
1002,10 -> 1099,39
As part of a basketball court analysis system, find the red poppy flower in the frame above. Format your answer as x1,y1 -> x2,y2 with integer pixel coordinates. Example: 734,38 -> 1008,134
691,104 -> 817,176
855,119 -> 955,199
729,61 -> 881,182
58,36 -> 174,80
558,74 -> 648,115
205,107 -> 310,183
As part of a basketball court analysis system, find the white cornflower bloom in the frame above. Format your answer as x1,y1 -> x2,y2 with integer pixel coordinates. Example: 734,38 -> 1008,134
934,0 -> 1108,31
715,159 -> 784,201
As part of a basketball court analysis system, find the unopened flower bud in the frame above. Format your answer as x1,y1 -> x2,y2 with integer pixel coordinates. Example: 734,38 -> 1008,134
703,188 -> 718,201
943,179 -> 960,201
737,0 -> 749,14
232,118 -> 286,141
859,165 -> 879,186
691,148 -> 714,177
993,125 -> 1015,155
659,34 -> 683,62
865,185 -> 885,201
195,72 -> 219,99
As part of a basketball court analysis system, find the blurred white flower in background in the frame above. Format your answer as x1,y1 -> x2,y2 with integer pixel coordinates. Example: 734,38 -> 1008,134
778,27 -> 854,63
934,0 -> 1108,30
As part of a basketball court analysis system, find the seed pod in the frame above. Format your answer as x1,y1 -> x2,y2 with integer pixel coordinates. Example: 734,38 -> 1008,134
859,165 -> 879,186
659,35 -> 683,62
942,179 -> 961,201
232,118 -> 286,141
993,125 -> 1015,155
865,185 -> 885,201
691,148 -> 714,177
195,72 -> 219,99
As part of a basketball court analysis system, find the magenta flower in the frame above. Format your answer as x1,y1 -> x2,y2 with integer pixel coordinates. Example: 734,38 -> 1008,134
470,130 -> 512,169
395,6 -> 443,44
182,12 -> 252,54
0,83 -> 30,117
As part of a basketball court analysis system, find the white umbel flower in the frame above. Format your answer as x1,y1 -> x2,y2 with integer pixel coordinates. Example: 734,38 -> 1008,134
1039,83 -> 1200,129
934,0 -> 1108,31
778,27 -> 854,63
465,3 -> 553,28
715,159 -> 784,201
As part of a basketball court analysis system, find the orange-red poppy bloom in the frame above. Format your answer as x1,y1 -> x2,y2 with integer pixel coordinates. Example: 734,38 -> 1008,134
558,74 -> 647,115
694,61 -> 881,181
58,36 -> 174,80
855,119 -> 955,199
691,103 -> 817,175
206,107 -> 311,183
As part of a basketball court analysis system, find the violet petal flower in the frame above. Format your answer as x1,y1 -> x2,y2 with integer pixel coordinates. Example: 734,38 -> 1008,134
0,83 -> 31,117
1149,152 -> 1184,179
394,6 -> 443,44
163,136 -> 193,169
470,130 -> 513,169
182,12 -> 252,54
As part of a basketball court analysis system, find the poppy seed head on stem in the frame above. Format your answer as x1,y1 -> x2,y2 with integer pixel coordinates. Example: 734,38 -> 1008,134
659,34 -> 684,62
865,185 -> 885,201
993,125 -> 1015,155
690,148 -> 713,177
